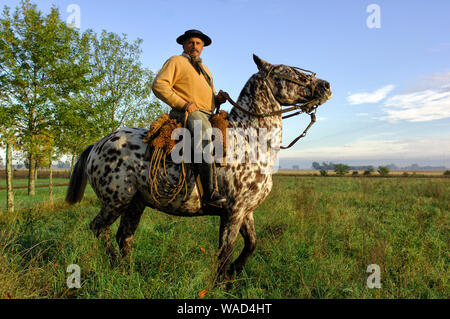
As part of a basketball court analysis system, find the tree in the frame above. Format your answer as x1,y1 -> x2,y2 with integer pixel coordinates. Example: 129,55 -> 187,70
323,162 -> 336,170
312,162 -> 321,170
377,166 -> 390,176
56,29 -> 166,166
0,101 -> 17,212
334,163 -> 350,176
363,166 -> 375,176
0,0 -> 91,195
86,30 -> 166,134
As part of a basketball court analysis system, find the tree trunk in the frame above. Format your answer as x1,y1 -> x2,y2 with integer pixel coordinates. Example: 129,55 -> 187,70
28,152 -> 36,196
70,152 -> 75,178
34,160 -> 38,181
49,151 -> 53,206
6,142 -> 14,213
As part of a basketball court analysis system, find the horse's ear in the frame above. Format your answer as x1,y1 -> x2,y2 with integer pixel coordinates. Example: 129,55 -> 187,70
253,54 -> 270,72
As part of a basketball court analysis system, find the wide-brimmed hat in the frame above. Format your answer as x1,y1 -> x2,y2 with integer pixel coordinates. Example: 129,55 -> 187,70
176,29 -> 212,46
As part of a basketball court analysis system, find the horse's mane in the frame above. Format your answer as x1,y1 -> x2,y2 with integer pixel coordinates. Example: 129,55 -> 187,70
228,73 -> 266,127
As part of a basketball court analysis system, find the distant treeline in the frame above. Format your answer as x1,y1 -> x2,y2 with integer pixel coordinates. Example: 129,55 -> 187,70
312,162 -> 375,171
0,161 -> 72,170
311,162 -> 446,171
0,169 -> 70,179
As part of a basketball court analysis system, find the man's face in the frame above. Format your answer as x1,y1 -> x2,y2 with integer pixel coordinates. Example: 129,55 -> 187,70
183,37 -> 204,57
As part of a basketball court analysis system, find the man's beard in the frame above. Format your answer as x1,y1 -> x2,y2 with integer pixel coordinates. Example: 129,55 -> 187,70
188,54 -> 202,73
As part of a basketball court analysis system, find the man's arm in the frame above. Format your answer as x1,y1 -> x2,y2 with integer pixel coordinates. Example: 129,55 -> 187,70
215,90 -> 227,107
152,57 -> 188,111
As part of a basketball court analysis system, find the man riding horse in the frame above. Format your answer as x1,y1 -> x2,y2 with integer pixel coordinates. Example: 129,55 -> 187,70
66,30 -> 332,282
152,29 -> 227,207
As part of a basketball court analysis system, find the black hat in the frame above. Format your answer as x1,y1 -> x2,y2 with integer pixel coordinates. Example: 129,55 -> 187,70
176,29 -> 212,46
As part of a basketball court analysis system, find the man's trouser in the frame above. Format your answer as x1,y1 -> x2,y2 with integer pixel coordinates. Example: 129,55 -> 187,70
169,108 -> 213,160
169,108 -> 221,202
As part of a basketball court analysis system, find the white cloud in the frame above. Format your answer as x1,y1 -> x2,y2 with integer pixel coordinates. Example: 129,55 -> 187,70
347,85 -> 395,105
427,42 -> 450,53
279,136 -> 450,161
404,71 -> 450,93
345,72 -> 450,122
381,86 -> 450,122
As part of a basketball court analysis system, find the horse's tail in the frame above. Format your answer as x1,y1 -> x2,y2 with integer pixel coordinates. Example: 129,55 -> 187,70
65,145 -> 94,205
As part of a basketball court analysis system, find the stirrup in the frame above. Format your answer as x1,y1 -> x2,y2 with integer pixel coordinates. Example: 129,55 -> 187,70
203,192 -> 227,207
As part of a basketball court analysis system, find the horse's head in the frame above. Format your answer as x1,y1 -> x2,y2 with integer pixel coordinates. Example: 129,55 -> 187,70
253,55 -> 332,109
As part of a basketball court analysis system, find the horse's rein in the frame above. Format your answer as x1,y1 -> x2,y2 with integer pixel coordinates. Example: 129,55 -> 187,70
220,65 -> 322,149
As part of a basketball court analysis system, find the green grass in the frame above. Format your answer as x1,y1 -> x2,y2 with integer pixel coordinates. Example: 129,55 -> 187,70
0,176 -> 448,299
0,178 -> 71,212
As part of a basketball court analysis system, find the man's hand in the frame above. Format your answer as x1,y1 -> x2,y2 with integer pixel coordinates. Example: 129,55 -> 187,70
215,90 -> 228,106
184,102 -> 199,113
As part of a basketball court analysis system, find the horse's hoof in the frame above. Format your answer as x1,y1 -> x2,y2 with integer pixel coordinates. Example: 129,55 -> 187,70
214,280 -> 233,291
89,220 -> 101,237
224,281 -> 233,291
106,247 -> 117,260
213,273 -> 233,291
109,256 -> 119,268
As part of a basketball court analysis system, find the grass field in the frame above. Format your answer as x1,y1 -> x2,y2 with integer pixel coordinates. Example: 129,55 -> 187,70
0,175 -> 448,299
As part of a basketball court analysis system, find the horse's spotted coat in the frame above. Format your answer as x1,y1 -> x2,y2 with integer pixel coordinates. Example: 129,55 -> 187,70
67,55 -> 332,283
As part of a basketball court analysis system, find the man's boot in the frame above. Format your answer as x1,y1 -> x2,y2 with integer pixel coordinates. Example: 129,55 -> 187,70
198,162 -> 226,206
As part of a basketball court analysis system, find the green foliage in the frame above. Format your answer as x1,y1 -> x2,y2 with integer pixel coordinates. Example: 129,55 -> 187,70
1,0 -> 166,175
86,30 -> 166,132
0,0 -> 92,193
352,170 -> 359,176
377,166 -> 390,176
55,29 -> 167,157
444,170 -> 450,176
320,169 -> 328,176
363,167 -> 375,176
334,164 -> 350,176
0,0 -> 88,147
312,161 -> 321,170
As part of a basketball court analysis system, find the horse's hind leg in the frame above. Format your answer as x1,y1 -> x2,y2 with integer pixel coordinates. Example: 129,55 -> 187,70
116,194 -> 145,258
90,204 -> 121,259
229,212 -> 256,277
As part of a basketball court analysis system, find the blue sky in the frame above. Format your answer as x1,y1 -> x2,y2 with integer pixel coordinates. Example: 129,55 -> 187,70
2,0 -> 450,168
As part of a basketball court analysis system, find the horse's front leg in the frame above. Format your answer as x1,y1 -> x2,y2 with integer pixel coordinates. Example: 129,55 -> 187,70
228,211 -> 256,277
214,213 -> 244,286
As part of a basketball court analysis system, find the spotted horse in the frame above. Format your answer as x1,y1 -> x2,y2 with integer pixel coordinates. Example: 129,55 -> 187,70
66,55 -> 332,285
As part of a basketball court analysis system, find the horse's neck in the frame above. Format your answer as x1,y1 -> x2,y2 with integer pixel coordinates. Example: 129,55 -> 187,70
229,74 -> 282,130
227,74 -> 282,169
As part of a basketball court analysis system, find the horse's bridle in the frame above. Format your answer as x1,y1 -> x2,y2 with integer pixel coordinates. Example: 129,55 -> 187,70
221,64 -> 325,149
264,64 -> 318,101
